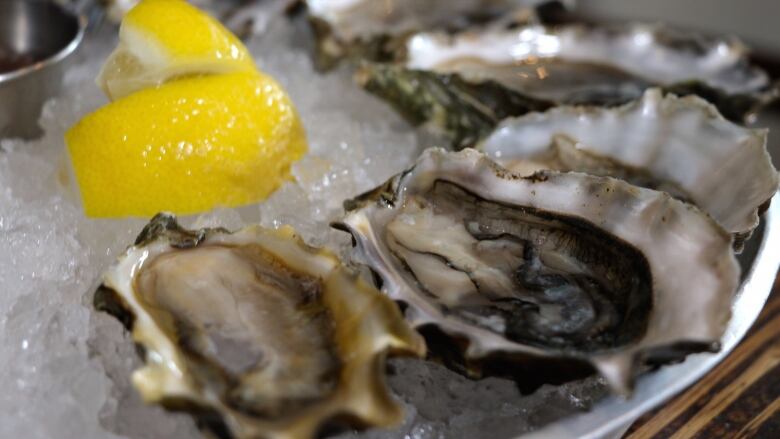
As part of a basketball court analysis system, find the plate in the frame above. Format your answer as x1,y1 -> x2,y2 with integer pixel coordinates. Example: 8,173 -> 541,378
523,193 -> 780,438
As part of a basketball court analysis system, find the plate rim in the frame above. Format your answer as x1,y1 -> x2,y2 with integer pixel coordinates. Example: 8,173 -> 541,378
520,194 -> 780,439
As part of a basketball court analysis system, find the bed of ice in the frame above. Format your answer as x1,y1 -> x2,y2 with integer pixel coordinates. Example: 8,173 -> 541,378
0,4 -> 608,439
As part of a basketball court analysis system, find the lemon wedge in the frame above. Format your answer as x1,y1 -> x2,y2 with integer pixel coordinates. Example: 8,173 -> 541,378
67,0 -> 308,218
67,71 -> 307,218
97,0 -> 256,100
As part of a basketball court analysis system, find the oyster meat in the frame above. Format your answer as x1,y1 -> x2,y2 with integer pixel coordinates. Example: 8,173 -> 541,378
479,89 -> 779,243
359,23 -> 775,148
95,214 -> 425,439
337,148 -> 740,393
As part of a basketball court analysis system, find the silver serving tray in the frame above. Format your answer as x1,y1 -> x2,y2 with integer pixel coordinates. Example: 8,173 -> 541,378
523,193 -> 780,439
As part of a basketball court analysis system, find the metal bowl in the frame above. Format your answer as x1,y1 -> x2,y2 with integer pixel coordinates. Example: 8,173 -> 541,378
0,0 -> 86,139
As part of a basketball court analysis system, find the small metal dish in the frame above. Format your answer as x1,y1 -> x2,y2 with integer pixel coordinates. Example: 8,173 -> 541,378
0,0 -> 86,139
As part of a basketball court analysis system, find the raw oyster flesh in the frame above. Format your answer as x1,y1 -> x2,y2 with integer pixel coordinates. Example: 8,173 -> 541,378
95,214 -> 425,439
337,148 -> 740,393
479,89 -> 779,243
359,23 -> 775,148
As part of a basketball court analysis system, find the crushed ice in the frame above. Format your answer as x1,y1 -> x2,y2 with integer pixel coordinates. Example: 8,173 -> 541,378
0,5 -> 606,439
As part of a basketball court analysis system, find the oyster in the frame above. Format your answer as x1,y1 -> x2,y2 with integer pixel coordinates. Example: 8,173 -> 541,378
359,23 -> 775,148
336,148 -> 739,393
479,89 -> 779,244
306,0 -> 546,70
95,214 -> 425,439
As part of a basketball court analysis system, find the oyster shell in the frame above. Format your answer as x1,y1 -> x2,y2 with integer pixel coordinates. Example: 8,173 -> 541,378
359,23 -> 775,148
479,89 -> 779,244
336,148 -> 739,393
104,0 -> 137,22
95,214 -> 425,439
306,0 -> 545,70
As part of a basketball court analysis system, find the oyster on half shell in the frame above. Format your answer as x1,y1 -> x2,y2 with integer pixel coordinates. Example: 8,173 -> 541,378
336,148 -> 739,394
359,23 -> 775,148
305,0 -> 546,70
479,89 -> 779,244
94,214 -> 425,439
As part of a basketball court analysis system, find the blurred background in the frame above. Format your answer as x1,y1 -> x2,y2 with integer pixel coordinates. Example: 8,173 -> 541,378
576,0 -> 780,60
574,0 -> 780,169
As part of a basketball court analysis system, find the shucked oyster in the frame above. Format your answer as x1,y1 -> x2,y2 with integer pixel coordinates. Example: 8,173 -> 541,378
359,23 -> 775,148
306,0 -> 546,70
95,214 -> 425,439
336,148 -> 739,393
479,89 -> 779,243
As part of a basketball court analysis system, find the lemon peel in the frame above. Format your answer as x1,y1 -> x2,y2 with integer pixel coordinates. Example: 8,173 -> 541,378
67,71 -> 306,218
68,0 -> 308,218
97,0 -> 255,100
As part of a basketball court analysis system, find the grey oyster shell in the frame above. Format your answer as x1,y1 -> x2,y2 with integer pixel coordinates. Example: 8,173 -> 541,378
335,148 -> 740,394
358,23 -> 776,148
94,214 -> 425,439
305,0 -> 547,70
479,89 -> 779,245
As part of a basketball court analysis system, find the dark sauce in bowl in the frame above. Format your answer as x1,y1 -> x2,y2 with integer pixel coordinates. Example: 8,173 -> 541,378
0,48 -> 41,74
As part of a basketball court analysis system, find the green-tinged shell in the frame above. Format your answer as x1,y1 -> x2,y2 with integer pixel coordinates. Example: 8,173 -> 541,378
357,23 -> 776,148
95,213 -> 425,439
356,63 -> 553,149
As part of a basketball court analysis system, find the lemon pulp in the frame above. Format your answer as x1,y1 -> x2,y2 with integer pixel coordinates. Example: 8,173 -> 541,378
98,0 -> 256,100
